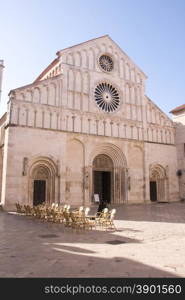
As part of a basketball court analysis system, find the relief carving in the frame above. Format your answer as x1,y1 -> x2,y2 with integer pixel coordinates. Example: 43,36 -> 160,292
93,154 -> 113,169
22,157 -> 28,176
84,167 -> 89,189
126,168 -> 131,190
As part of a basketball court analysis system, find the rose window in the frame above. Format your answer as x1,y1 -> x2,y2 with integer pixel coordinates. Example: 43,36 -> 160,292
99,55 -> 114,72
94,82 -> 120,112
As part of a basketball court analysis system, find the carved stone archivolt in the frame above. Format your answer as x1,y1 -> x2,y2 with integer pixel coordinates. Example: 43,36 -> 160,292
149,164 -> 166,180
90,143 -> 127,169
90,143 -> 127,204
28,157 -> 58,205
33,166 -> 49,180
93,154 -> 113,170
149,164 -> 169,202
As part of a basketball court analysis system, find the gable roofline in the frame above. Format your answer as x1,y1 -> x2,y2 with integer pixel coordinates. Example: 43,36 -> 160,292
34,35 -> 147,83
169,104 -> 185,114
9,74 -> 61,96
34,57 -> 59,83
0,112 -> 7,126
56,34 -> 109,55
34,35 -> 108,83
106,36 -> 147,79
145,95 -> 173,123
57,35 -> 147,79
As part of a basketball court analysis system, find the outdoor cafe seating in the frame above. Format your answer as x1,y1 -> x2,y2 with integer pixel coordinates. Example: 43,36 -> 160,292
15,202 -> 117,231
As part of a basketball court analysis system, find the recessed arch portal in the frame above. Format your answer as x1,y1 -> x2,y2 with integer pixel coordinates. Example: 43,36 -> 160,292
93,154 -> 113,204
28,157 -> 57,206
149,164 -> 169,202
89,143 -> 127,204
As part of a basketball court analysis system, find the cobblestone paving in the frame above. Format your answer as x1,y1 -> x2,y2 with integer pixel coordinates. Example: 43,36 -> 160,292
0,202 -> 185,278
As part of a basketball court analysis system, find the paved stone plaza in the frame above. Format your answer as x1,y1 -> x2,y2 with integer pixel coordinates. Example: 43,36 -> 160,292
1,202 -> 185,278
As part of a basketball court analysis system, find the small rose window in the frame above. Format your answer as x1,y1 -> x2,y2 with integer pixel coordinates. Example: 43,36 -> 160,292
99,55 -> 114,72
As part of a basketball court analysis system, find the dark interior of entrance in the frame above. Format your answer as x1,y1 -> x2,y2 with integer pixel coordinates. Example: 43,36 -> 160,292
94,171 -> 111,203
33,180 -> 46,206
150,181 -> 157,202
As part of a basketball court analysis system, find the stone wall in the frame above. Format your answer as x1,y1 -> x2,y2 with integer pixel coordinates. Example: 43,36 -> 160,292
1,125 -> 179,210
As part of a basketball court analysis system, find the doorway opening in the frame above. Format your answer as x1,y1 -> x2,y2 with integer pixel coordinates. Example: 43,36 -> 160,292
93,171 -> 111,204
149,164 -> 168,202
150,181 -> 157,202
33,180 -> 46,206
92,154 -> 113,204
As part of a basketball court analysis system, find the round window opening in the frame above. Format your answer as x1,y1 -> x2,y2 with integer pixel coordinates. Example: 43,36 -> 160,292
94,82 -> 120,113
99,55 -> 114,72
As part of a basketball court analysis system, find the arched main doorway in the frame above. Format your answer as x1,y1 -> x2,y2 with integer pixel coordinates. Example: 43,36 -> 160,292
90,143 -> 127,204
93,154 -> 113,204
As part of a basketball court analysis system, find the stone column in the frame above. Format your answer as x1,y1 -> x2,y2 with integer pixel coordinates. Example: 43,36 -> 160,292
84,165 -> 92,205
56,160 -> 60,204
126,168 -> 130,203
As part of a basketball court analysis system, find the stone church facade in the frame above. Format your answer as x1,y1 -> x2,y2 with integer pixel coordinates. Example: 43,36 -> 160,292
0,35 -> 179,210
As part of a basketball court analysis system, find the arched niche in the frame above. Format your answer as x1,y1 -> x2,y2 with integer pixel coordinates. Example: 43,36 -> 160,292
149,164 -> 169,202
28,157 -> 57,206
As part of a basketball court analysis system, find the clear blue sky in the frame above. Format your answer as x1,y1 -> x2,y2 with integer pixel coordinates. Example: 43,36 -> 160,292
0,0 -> 185,117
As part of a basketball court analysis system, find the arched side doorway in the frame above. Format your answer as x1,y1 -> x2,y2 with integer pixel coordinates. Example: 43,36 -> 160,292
149,164 -> 168,202
93,154 -> 113,204
89,143 -> 127,204
28,158 -> 57,206
32,166 -> 50,206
